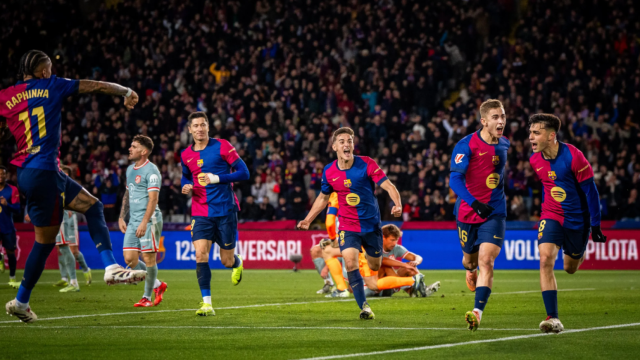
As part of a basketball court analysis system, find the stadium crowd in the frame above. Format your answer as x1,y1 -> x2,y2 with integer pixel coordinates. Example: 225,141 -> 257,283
0,0 -> 639,224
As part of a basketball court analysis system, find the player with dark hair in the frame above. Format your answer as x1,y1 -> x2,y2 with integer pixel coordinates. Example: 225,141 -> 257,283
449,99 -> 509,331
0,50 -> 145,322
297,127 -> 403,320
119,135 -> 168,307
529,113 -> 606,333
181,112 -> 251,316
0,165 -> 20,287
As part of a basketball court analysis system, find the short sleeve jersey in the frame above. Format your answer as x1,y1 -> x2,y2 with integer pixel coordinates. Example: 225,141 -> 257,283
126,160 -> 161,224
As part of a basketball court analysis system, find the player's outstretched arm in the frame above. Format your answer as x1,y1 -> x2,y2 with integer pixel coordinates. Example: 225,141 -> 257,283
380,179 -> 402,217
297,193 -> 331,230
78,80 -> 138,110
118,189 -> 129,233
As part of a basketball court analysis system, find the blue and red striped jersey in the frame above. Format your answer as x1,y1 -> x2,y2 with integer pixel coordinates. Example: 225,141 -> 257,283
0,184 -> 20,234
450,131 -> 509,224
529,142 -> 595,229
0,76 -> 79,171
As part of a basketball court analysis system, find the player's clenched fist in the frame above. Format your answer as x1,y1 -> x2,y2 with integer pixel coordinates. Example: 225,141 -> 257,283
391,205 -> 402,217
124,90 -> 139,110
182,184 -> 193,194
297,219 -> 310,230
203,173 -> 220,184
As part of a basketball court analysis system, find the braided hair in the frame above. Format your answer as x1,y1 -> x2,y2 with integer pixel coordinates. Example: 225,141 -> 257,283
17,50 -> 50,80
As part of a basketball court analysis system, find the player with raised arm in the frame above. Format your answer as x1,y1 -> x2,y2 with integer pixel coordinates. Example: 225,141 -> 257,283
53,166 -> 92,290
119,135 -> 168,307
528,114 -> 606,334
297,127 -> 403,320
180,112 -> 250,316
0,166 -> 21,288
449,99 -> 509,331
0,50 -> 145,323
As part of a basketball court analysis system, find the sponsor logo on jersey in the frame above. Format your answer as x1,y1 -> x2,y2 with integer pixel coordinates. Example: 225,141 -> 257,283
550,186 -> 566,202
346,193 -> 360,206
548,171 -> 557,180
197,159 -> 204,167
135,175 -> 141,184
492,155 -> 500,165
197,173 -> 207,186
455,154 -> 464,164
479,151 -> 488,156
537,167 -> 544,172
344,179 -> 352,188
486,173 -> 500,189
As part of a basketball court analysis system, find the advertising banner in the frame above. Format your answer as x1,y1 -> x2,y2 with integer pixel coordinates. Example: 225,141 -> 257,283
1,231 -> 59,270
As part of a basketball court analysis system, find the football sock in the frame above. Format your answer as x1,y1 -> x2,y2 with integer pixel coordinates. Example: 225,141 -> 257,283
154,278 -> 162,288
58,253 -> 68,280
197,262 -> 211,302
377,276 -> 414,290
70,279 -> 79,287
7,252 -> 16,277
16,242 -> 55,304
144,265 -> 158,299
326,257 -> 347,291
542,290 -> 559,318
312,257 -> 325,275
61,277 -> 69,282
60,246 -> 77,281
347,269 -> 366,309
84,201 -> 116,267
75,251 -> 89,271
134,262 -> 147,271
474,286 -> 492,312
232,254 -> 242,268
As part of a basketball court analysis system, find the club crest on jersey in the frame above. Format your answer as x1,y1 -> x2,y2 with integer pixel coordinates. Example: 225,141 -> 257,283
548,171 -> 557,180
339,231 -> 345,246
344,179 -> 352,188
538,232 -> 543,240
492,155 -> 500,165
197,159 -> 204,167
455,154 -> 464,164
135,175 -> 141,184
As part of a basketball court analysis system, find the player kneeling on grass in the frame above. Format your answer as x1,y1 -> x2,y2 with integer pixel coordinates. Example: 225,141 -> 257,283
365,224 -> 440,297
528,114 -> 606,334
119,136 -> 168,307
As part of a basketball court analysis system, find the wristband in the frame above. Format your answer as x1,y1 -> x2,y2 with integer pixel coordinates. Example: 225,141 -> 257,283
207,173 -> 219,184
124,88 -> 132,97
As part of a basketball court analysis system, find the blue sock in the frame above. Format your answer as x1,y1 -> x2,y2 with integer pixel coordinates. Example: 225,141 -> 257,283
474,286 -> 492,311
232,254 -> 241,268
347,269 -> 366,309
542,290 -> 558,318
197,262 -> 211,298
84,201 -> 116,267
16,242 -> 55,304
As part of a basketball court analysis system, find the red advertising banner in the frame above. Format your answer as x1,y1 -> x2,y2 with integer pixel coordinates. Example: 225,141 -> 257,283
581,230 -> 640,270
1,231 -> 59,270
235,230 -> 328,270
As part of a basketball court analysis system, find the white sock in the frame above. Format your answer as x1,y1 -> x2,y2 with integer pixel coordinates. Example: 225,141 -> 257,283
473,308 -> 483,321
70,279 -> 78,287
143,295 -> 151,300
105,264 -> 119,271
203,296 -> 212,305
84,267 -> 91,273
15,300 -> 28,310
154,279 -> 162,288
325,277 -> 334,286
61,277 -> 68,282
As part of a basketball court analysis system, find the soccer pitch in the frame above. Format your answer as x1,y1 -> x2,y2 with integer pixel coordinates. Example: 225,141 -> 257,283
2,270 -> 639,359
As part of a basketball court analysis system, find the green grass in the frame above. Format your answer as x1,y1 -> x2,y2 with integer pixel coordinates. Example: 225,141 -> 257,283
1,269 -> 639,359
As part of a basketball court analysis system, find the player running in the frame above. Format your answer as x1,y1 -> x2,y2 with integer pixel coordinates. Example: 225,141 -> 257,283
449,99 -> 509,331
297,127 -> 403,320
0,166 -> 21,288
119,135 -> 168,307
310,192 -> 346,294
53,166 -> 92,290
528,114 -> 606,334
181,112 -> 250,316
1,50 -> 146,323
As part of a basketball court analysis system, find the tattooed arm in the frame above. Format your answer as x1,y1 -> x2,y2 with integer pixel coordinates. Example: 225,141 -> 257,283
118,189 -> 130,233
78,80 -> 139,110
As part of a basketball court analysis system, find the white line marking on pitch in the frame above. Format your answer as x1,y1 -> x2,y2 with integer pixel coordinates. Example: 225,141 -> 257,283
0,325 -> 538,331
0,288 -> 595,324
294,322 -> 640,360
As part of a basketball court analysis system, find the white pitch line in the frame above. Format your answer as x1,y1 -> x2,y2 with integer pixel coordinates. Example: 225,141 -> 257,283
295,322 -> 640,360
0,288 -> 596,324
0,325 -> 538,331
